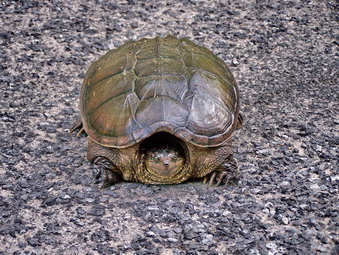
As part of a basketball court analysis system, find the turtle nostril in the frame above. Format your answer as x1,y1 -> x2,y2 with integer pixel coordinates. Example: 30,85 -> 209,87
164,161 -> 169,166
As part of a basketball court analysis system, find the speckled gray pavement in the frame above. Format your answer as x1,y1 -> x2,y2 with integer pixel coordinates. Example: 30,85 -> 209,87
0,1 -> 338,254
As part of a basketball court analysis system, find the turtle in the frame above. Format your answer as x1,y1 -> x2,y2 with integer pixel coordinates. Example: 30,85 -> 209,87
71,35 -> 243,187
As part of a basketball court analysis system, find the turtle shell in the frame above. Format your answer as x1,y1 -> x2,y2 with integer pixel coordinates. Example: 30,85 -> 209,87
80,35 -> 240,148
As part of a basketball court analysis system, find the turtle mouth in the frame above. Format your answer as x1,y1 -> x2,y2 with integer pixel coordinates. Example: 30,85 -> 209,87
137,132 -> 191,184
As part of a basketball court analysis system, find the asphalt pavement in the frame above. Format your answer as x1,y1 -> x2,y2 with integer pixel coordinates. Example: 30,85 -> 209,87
0,1 -> 337,254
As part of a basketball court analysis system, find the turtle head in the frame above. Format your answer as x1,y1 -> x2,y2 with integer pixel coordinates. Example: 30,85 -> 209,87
140,132 -> 188,183
145,145 -> 186,177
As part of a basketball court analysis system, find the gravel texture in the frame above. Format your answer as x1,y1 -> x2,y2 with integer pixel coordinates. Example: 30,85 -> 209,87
0,0 -> 338,254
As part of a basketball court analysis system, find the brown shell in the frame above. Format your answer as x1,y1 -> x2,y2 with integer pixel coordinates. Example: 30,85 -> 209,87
80,35 -> 240,148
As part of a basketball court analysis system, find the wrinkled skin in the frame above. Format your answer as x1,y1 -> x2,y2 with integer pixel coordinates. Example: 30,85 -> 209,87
71,123 -> 240,187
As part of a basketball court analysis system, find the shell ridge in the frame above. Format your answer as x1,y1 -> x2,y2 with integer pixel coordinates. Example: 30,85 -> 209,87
160,96 -> 165,122
127,92 -> 142,128
82,36 -> 240,148
140,79 -> 157,101
86,88 -> 136,117
164,79 -> 186,101
186,66 -> 233,87
89,66 -> 134,88
160,77 -> 186,101
84,70 -> 135,99
184,94 -> 195,128
189,71 -> 235,111
137,73 -> 184,78
137,56 -> 181,62
109,92 -> 140,137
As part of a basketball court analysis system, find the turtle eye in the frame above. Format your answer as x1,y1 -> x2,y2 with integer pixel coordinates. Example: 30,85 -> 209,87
153,156 -> 160,163
171,156 -> 178,162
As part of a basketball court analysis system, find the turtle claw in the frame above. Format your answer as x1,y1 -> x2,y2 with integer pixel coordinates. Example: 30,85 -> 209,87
204,170 -> 238,187
70,116 -> 85,136
208,172 -> 217,186
203,156 -> 240,187
203,171 -> 227,187
203,172 -> 218,185
203,176 -> 208,184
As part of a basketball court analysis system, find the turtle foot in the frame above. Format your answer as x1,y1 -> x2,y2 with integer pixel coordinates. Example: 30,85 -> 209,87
92,157 -> 122,188
203,156 -> 240,187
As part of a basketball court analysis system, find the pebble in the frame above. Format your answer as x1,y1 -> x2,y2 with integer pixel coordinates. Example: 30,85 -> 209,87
168,238 -> 179,243
282,217 -> 289,225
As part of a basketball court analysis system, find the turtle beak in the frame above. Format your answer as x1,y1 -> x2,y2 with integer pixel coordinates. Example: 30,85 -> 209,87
163,159 -> 170,171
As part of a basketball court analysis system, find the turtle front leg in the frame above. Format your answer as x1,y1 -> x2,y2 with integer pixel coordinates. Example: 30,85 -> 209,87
203,155 -> 240,187
87,138 -> 124,187
70,116 -> 85,137
92,156 -> 122,188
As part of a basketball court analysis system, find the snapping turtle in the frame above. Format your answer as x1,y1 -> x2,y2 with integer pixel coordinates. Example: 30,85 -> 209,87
71,35 -> 243,187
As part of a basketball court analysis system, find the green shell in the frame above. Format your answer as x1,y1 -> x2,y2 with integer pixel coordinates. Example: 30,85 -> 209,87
80,35 -> 240,148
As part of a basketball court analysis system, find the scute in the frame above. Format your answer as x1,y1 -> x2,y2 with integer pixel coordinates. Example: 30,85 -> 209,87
80,35 -> 240,148
136,96 -> 189,128
185,95 -> 232,135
